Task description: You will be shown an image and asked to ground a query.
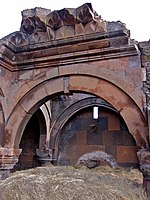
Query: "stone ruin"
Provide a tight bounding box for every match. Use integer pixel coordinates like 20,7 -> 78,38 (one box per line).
0,2 -> 150,198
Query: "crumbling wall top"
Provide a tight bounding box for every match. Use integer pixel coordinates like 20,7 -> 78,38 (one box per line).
0,3 -> 130,48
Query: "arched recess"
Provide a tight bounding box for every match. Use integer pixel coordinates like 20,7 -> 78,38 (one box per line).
14,108 -> 47,170
4,75 -> 148,149
49,97 -> 118,149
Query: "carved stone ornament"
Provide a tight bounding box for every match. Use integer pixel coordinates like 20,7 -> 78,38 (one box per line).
21,16 -> 47,34
0,2 -> 130,70
7,3 -> 109,46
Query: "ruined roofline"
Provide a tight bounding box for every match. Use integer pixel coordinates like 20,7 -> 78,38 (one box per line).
0,3 -> 130,47
0,3 -> 137,71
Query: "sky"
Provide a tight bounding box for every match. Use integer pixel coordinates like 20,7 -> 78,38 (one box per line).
0,0 -> 149,41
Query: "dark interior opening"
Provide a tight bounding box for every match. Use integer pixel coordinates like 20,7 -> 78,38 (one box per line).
14,111 -> 41,171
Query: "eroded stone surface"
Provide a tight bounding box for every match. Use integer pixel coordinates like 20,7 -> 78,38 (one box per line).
76,151 -> 119,169
139,41 -> 150,107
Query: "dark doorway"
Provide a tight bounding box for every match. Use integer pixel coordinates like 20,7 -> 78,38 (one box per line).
14,110 -> 42,170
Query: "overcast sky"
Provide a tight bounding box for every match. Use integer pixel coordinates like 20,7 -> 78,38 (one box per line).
0,0 -> 149,41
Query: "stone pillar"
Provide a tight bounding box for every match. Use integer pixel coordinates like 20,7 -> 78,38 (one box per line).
0,147 -> 21,179
137,149 -> 150,199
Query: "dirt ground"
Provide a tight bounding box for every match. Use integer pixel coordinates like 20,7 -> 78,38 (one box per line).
0,165 -> 147,200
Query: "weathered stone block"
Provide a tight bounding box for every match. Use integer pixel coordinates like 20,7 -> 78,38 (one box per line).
108,114 -> 120,131
55,26 -> 74,39
117,146 -> 138,163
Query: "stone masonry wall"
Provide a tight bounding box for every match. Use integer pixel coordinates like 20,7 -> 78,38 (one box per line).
58,107 -> 138,167
139,41 -> 150,106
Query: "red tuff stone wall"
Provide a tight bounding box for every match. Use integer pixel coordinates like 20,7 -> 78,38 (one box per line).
58,107 -> 138,167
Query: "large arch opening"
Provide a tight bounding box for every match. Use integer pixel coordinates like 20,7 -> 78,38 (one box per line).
4,75 -> 148,164
56,101 -> 138,167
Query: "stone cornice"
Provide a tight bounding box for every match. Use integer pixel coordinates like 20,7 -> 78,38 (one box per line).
0,47 -> 138,71
0,36 -> 138,71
